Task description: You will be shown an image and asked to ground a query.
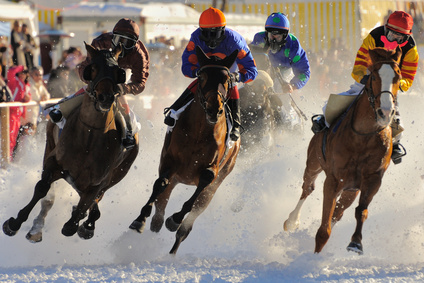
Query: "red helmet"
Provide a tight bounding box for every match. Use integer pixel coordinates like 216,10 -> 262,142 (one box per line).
386,11 -> 413,35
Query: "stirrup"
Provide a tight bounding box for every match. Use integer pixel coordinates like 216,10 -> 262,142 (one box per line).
122,133 -> 135,150
311,114 -> 326,134
391,143 -> 406,165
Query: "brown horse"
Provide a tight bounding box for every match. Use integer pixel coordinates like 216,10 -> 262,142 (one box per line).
129,46 -> 240,254
3,42 -> 139,241
283,47 -> 402,254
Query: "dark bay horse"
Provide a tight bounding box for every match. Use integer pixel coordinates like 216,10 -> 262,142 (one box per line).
284,47 -> 402,254
129,46 -> 240,254
3,43 -> 139,241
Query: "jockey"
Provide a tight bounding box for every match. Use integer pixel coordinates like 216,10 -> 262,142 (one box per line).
312,10 -> 419,164
250,12 -> 310,95
49,18 -> 150,149
163,7 -> 257,141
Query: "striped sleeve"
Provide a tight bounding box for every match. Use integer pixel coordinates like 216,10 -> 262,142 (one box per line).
399,46 -> 419,92
351,34 -> 376,83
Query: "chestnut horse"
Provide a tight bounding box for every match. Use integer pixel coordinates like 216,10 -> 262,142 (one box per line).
129,46 -> 240,254
284,47 -> 402,254
3,43 -> 139,241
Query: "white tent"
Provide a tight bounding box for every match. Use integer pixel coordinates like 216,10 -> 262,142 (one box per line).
61,2 -> 201,49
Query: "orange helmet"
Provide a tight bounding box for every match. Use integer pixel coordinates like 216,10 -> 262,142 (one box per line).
199,7 -> 226,28
386,11 -> 413,35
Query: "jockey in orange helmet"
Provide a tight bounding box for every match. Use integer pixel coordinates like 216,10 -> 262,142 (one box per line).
164,7 -> 257,141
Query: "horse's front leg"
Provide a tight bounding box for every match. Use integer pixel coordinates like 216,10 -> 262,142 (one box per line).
166,168 -> 215,233
151,181 -> 177,233
77,202 -> 101,240
62,190 -> 98,237
347,176 -> 382,255
26,190 -> 56,243
332,190 -> 360,226
129,173 -> 170,233
3,162 -> 58,237
315,176 -> 339,253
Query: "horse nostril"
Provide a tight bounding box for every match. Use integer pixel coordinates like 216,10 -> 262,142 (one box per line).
377,109 -> 385,118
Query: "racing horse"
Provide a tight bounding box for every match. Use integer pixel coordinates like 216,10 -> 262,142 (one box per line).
129,46 -> 240,254
3,42 -> 139,241
239,70 -> 277,151
283,47 -> 402,254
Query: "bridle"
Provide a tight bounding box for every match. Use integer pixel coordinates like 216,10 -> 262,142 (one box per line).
196,65 -> 232,114
351,60 -> 399,136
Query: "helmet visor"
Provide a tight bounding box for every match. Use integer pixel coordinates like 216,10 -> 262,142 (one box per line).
386,29 -> 409,44
112,34 -> 137,49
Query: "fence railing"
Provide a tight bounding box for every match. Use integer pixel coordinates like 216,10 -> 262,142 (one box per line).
0,99 -> 61,168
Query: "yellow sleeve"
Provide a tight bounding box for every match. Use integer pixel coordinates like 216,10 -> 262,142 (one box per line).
399,46 -> 419,92
351,34 -> 376,83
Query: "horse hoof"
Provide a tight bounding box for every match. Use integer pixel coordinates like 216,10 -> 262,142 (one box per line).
165,216 -> 180,232
61,223 -> 78,237
26,232 -> 42,243
283,219 -> 299,232
3,218 -> 18,236
77,225 -> 94,240
347,241 -> 363,255
129,220 -> 145,234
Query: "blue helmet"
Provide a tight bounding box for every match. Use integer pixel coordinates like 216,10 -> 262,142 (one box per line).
265,13 -> 290,54
265,13 -> 290,32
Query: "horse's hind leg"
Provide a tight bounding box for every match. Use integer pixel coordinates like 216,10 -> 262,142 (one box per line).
3,164 -> 57,237
284,141 -> 323,231
332,190 -> 359,226
166,168 -> 215,233
129,173 -> 171,233
26,190 -> 56,243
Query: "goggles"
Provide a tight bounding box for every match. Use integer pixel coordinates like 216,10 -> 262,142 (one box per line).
386,29 -> 409,44
112,34 -> 137,49
200,27 -> 225,42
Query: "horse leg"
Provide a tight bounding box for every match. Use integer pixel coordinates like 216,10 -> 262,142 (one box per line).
151,181 -> 177,233
26,190 -> 56,243
332,190 -> 359,226
166,168 -> 215,233
129,173 -> 170,233
77,202 -> 101,240
62,190 -> 99,237
3,162 -> 57,236
315,176 -> 339,253
284,143 -> 322,231
347,177 -> 382,255
170,171 -> 224,255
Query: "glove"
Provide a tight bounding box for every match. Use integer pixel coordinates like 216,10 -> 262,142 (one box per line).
230,72 -> 240,83
282,83 -> 294,94
116,84 -> 125,96
360,74 -> 369,85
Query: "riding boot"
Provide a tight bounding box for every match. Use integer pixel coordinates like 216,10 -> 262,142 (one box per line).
229,98 -> 241,141
164,88 -> 194,126
122,112 -> 135,150
311,114 -> 327,134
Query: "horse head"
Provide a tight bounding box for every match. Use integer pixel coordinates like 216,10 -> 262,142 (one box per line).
82,42 -> 127,112
365,46 -> 402,127
195,46 -> 238,124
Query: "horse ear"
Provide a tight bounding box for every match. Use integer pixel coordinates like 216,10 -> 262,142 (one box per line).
84,41 -> 96,58
394,46 -> 402,64
113,43 -> 123,60
83,64 -> 93,81
195,46 -> 209,67
222,49 -> 239,69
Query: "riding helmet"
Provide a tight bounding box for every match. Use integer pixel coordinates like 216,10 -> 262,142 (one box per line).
265,13 -> 290,54
199,7 -> 226,49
